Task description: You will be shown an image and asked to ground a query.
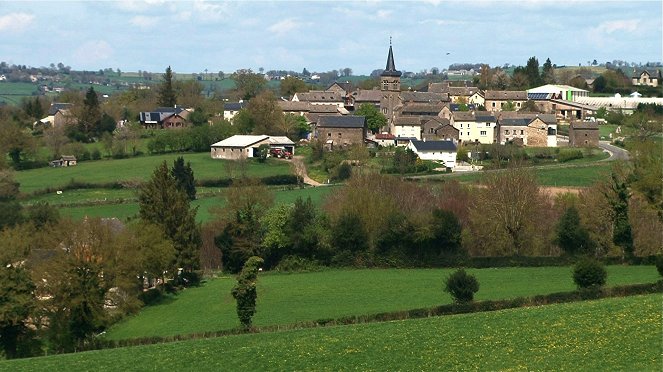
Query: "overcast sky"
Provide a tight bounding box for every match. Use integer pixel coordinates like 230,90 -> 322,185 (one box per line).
1,0 -> 661,75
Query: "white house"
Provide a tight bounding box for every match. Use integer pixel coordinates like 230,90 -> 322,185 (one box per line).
407,139 -> 457,168
223,101 -> 246,122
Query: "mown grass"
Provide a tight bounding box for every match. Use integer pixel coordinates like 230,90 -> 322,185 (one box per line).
5,294 -> 659,371
102,266 -> 658,340
15,153 -> 293,194
447,162 -> 611,187
54,186 -> 338,222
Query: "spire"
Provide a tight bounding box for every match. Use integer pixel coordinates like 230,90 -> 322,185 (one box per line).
382,39 -> 401,77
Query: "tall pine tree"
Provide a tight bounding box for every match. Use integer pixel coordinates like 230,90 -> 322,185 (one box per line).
139,161 -> 201,272
171,156 -> 196,200
157,66 -> 177,108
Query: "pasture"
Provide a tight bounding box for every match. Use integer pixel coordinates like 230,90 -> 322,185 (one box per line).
103,266 -> 658,340
46,185 -> 338,222
5,294 -> 659,371
15,153 -> 294,194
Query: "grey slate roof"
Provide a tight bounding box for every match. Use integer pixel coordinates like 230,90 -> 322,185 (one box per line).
500,118 -> 531,126
484,90 -> 528,100
394,116 -> 423,126
295,91 -> 343,102
48,103 -> 72,115
352,89 -> 383,102
317,115 -> 366,128
410,140 -> 457,152
224,102 -> 246,111
400,91 -> 449,103
279,101 -> 311,112
381,44 -> 402,77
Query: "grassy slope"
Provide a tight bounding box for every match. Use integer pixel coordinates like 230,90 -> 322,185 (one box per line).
447,162 -> 611,186
6,294 -> 659,371
50,186 -> 336,222
103,266 -> 658,340
15,153 -> 293,194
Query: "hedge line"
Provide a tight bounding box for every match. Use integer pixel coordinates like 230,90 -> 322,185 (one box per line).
75,280 -> 662,353
24,175 -> 303,198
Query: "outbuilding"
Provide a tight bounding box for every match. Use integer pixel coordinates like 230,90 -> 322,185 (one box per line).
210,135 -> 270,160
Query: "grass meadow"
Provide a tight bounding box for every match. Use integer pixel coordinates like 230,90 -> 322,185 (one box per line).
15,153 -> 293,194
50,185 -> 338,222
5,294 -> 659,371
103,266 -> 658,340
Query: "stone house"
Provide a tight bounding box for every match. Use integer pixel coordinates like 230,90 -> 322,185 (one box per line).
316,115 -> 367,150
631,69 -> 661,87
421,118 -> 458,142
484,90 -> 528,112
497,113 -> 557,147
568,122 -> 599,147
451,111 -> 497,144
139,107 -> 191,129
292,91 -> 344,108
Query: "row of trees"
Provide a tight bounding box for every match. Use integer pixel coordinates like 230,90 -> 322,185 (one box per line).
211,162 -> 661,274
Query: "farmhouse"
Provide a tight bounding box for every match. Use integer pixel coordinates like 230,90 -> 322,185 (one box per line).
210,135 -> 270,160
139,107 -> 192,129
407,139 -> 457,168
631,68 -> 661,87
484,90 -> 528,111
450,111 -> 497,144
223,102 -> 246,122
36,103 -> 76,128
316,115 -> 367,150
497,113 -> 557,147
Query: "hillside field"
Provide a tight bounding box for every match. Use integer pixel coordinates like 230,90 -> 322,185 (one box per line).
103,266 -> 658,340
5,294 -> 659,371
52,185 -> 338,222
15,153 -> 293,194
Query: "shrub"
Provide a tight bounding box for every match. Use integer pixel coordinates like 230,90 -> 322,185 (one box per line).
572,258 -> 607,289
444,269 -> 479,303
558,149 -> 584,162
274,256 -> 322,273
334,162 -> 352,181
655,255 -> 663,277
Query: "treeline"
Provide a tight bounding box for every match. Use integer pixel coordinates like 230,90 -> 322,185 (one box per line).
208,165 -> 662,274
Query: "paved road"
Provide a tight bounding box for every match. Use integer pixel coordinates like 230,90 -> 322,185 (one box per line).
598,141 -> 630,161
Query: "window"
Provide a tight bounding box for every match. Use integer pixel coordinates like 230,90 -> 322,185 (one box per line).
520,130 -> 524,135
338,132 -> 342,137
505,130 -> 510,135
480,131 -> 487,136
460,123 -> 463,128
486,123 -> 490,127
517,102 -> 521,107
492,102 -> 496,107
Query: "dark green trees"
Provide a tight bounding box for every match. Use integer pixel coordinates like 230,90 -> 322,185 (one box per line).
139,161 -> 201,273
606,171 -> 634,261
0,263 -> 36,358
231,256 -> 264,328
556,206 -> 595,256
171,156 -> 196,200
444,269 -> 479,303
158,66 -> 177,108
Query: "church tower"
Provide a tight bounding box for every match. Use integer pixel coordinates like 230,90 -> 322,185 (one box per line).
380,39 -> 401,92
379,39 -> 402,132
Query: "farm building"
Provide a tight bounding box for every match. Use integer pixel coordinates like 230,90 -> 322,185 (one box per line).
568,122 -> 599,147
50,155 -> 77,167
210,135 -> 296,160
210,135 -> 270,160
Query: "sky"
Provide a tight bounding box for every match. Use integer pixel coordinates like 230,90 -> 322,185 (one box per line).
0,0 -> 661,75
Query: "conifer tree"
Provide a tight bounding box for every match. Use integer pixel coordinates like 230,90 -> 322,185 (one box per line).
171,156 -> 196,200
139,161 -> 201,272
157,66 -> 177,107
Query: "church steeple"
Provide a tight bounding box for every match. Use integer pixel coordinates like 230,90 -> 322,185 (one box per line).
380,38 -> 401,92
382,37 -> 402,78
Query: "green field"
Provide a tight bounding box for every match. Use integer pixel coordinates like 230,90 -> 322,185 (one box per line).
5,294 -> 659,371
51,185 -> 337,222
15,153 -> 293,194
445,162 -> 611,187
103,266 -> 658,340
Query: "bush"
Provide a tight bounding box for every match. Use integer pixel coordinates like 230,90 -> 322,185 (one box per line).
572,258 -> 607,289
274,256 -> 322,273
444,269 -> 479,303
655,256 -> 663,277
334,162 -> 352,181
558,149 -> 584,163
